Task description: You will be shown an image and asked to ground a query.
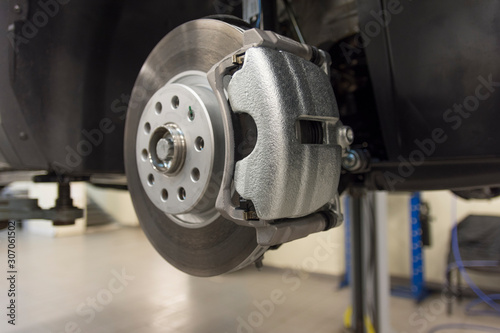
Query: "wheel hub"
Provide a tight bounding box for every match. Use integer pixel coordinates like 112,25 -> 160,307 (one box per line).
136,71 -> 225,226
125,19 -> 266,277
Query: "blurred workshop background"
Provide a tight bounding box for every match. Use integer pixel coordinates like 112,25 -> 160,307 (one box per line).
1,181 -> 499,332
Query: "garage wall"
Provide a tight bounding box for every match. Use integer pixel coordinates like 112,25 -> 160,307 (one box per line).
388,191 -> 500,290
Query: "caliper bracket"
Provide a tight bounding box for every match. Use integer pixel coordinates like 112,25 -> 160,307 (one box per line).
207,28 -> 349,245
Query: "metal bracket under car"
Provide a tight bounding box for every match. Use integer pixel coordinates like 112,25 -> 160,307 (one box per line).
207,29 -> 352,246
0,177 -> 84,228
0,198 -> 83,226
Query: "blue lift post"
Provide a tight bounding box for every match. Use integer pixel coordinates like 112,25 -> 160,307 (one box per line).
391,192 -> 428,302
410,192 -> 426,301
339,195 -> 351,289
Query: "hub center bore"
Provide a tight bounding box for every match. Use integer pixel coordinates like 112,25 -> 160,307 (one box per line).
156,138 -> 172,161
149,123 -> 186,175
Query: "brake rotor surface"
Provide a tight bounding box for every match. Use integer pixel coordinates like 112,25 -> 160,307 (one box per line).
124,19 -> 267,276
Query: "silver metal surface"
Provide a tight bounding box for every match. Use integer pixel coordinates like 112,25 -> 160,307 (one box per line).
136,71 -> 224,226
255,193 -> 343,246
342,151 -> 360,170
127,19 -> 268,276
243,28 -> 315,64
256,211 -> 336,247
208,51 -> 250,225
227,47 -> 344,220
208,33 -> 339,226
150,123 -> 186,175
338,125 -> 355,149
133,20 -> 244,226
342,148 -> 369,172
129,18 -> 349,275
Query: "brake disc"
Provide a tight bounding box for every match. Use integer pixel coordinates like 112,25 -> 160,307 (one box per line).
124,19 -> 267,277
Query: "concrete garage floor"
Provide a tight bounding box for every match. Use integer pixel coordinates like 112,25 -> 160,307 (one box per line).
1,226 -> 500,333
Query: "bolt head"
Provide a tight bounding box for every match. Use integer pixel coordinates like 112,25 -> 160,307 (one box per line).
346,127 -> 354,144
342,152 -> 358,169
156,138 -> 173,161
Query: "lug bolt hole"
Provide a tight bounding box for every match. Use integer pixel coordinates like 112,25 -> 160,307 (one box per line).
171,96 -> 180,109
191,168 -> 200,182
141,149 -> 148,161
144,122 -> 151,134
147,174 -> 155,186
194,136 -> 204,151
178,187 -> 186,201
161,189 -> 168,201
155,102 -> 162,115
